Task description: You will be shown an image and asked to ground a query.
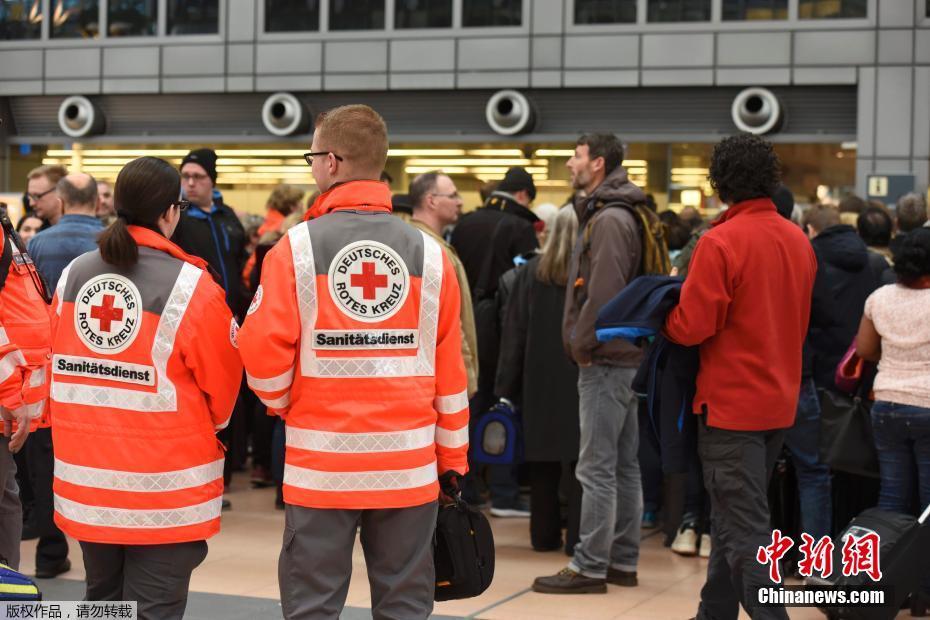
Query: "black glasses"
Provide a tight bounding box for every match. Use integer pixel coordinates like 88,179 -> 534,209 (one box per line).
304,152 -> 344,167
170,199 -> 190,211
26,187 -> 56,202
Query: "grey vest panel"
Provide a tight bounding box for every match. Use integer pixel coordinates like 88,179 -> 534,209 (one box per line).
305,212 -> 426,278
62,248 -> 185,316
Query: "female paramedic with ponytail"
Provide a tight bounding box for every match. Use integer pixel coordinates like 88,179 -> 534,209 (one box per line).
47,156 -> 243,619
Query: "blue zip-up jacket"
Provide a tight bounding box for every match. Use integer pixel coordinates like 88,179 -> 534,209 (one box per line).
171,192 -> 248,317
596,275 -> 699,474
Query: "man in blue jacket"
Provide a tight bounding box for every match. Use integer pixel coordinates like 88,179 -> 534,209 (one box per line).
172,148 -> 249,319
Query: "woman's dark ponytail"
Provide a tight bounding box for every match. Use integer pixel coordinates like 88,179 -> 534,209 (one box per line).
97,157 -> 181,269
98,217 -> 138,269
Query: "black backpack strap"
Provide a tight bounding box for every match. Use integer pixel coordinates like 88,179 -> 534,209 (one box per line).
0,225 -> 11,293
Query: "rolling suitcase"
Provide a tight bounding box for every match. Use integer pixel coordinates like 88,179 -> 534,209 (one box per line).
813,503 -> 930,620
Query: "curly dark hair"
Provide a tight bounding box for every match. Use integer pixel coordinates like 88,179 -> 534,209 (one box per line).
891,227 -> 930,286
709,135 -> 781,205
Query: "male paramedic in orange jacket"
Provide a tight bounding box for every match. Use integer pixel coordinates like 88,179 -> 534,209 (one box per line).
239,105 -> 470,620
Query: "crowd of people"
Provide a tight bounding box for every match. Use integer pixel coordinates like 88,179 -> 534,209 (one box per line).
0,103 -> 928,620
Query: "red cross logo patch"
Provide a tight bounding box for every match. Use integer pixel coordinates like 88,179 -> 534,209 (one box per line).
329,240 -> 410,323
74,274 -> 142,355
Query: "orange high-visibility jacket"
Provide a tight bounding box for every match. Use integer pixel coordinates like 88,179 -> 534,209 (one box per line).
239,181 -> 469,510
0,231 -> 52,431
49,226 -> 242,545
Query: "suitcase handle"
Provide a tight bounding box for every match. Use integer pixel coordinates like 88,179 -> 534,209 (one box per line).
920,503 -> 930,525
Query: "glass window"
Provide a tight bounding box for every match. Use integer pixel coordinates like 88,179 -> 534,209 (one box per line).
329,0 -> 384,30
575,0 -> 636,24
108,0 -> 157,36
167,0 -> 218,34
395,0 -> 452,28
647,0 -> 711,21
51,0 -> 100,38
798,0 -> 866,18
264,0 -> 319,32
722,0 -> 787,20
463,0 -> 522,27
0,0 -> 41,40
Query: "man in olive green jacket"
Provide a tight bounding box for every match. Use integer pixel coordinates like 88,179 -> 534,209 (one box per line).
409,172 -> 479,396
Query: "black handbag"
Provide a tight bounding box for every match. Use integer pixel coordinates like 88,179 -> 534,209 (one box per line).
433,497 -> 495,601
819,389 -> 879,479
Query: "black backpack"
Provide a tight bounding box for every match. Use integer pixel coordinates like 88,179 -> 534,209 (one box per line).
434,498 -> 495,601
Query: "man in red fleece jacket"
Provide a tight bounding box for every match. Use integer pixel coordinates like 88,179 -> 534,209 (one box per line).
664,135 -> 816,620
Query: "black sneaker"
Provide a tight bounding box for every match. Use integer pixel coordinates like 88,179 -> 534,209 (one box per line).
35,558 -> 71,579
606,567 -> 638,587
532,567 -> 607,594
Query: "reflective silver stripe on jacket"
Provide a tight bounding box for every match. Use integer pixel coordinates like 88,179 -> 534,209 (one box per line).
286,424 -> 436,453
435,425 -> 469,449
54,458 -> 224,492
55,495 -> 222,529
51,262 -> 201,412
246,367 -> 295,393
284,461 -> 438,492
291,225 -> 443,378
434,389 -> 469,414
0,350 -> 26,384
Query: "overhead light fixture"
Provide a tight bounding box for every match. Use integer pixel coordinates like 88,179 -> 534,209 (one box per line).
405,158 -> 543,167
404,166 -> 470,175
389,149 -> 466,157
535,149 -> 574,157
467,149 -> 525,157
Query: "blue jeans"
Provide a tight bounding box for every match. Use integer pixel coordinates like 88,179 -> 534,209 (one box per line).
871,401 -> 930,514
783,379 -> 832,539
570,365 -> 642,578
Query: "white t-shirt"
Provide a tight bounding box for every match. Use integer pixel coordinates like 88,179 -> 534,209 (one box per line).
863,284 -> 930,408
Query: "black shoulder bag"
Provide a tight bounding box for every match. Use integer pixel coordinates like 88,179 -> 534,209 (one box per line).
434,496 -> 495,601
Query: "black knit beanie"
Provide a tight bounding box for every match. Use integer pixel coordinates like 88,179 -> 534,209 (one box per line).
181,148 -> 218,184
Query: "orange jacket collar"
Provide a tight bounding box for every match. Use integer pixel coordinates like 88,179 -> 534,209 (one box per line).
305,180 -> 392,221
127,225 -> 210,272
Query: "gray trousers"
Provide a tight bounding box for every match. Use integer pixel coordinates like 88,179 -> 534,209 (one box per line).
280,502 -> 438,620
80,540 -> 208,620
0,437 -> 22,569
569,365 -> 643,578
696,421 -> 788,620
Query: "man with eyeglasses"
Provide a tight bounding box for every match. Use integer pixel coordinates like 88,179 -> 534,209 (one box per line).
171,148 -> 249,510
409,171 -> 478,399
172,148 -> 249,319
26,165 -> 67,227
